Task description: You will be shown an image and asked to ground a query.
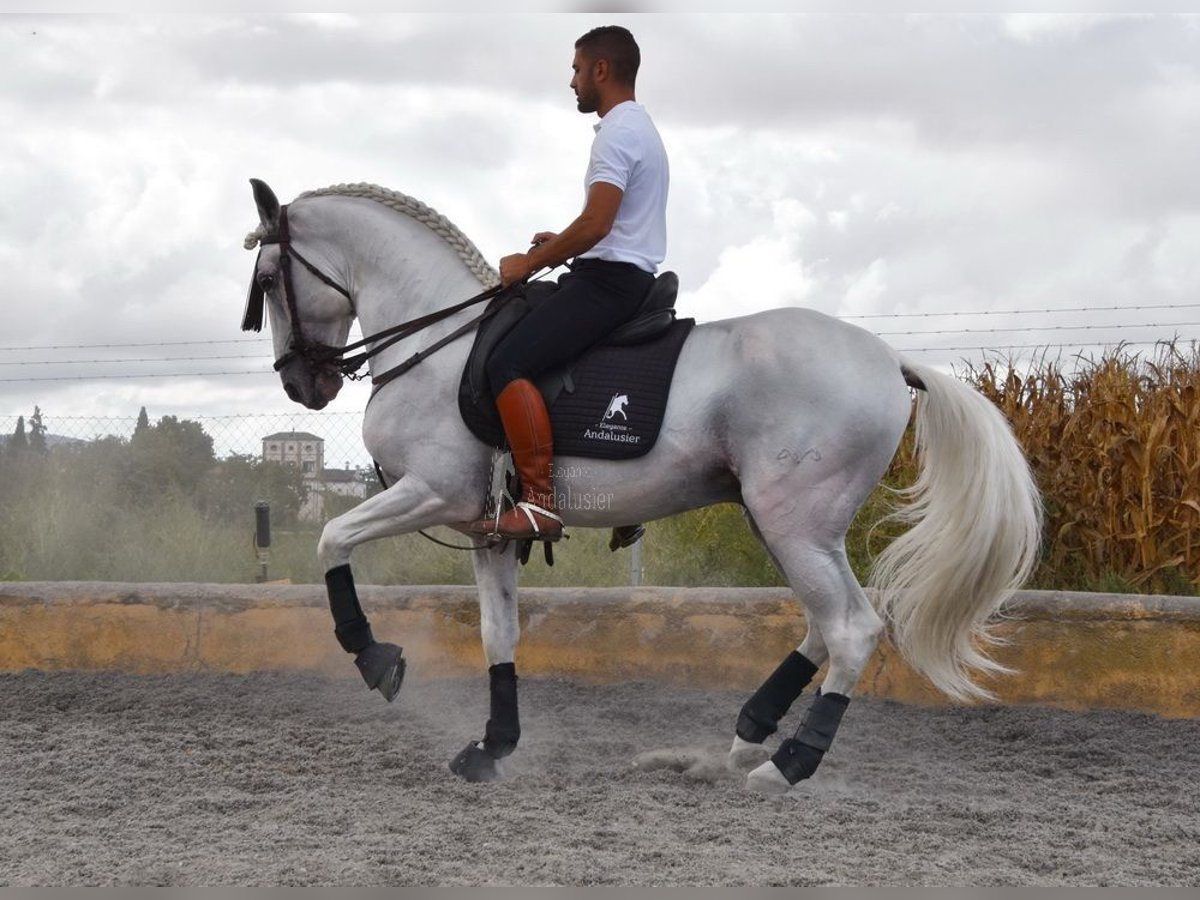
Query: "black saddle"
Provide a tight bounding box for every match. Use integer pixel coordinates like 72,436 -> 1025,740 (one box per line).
461,270 -> 680,406
457,271 -> 694,461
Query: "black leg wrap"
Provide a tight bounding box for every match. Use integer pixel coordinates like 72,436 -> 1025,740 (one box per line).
771,690 -> 850,785
482,663 -> 520,759
324,564 -> 374,654
736,650 -> 820,743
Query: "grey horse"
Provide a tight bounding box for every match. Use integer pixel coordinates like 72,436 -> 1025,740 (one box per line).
242,180 -> 1041,794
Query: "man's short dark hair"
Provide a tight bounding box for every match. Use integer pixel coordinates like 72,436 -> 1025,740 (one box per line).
575,25 -> 640,86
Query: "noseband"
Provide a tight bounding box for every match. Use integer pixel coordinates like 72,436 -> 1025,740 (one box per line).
242,203 -> 505,384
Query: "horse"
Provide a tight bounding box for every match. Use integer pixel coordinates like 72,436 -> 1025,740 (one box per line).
241,179 -> 1042,794
602,393 -> 630,423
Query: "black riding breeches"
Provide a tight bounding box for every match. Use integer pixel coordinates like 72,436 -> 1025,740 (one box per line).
485,259 -> 654,392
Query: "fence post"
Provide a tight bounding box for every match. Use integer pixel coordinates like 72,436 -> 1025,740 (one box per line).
254,501 -> 271,583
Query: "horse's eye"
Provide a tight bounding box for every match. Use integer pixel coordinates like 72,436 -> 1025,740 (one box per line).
257,272 -> 276,291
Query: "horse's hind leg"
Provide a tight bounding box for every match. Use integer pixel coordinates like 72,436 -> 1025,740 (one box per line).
728,512 -> 830,770
738,530 -> 884,795
449,540 -> 522,783
729,635 -> 828,770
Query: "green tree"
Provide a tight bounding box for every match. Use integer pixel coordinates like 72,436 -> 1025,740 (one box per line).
134,406 -> 150,437
123,414 -> 216,503
28,406 -> 47,455
8,416 -> 27,454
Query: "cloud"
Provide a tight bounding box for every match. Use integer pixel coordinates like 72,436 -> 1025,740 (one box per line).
1001,13 -> 1147,43
2,13 -> 1199,427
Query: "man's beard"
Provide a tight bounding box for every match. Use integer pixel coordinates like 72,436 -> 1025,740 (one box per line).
575,90 -> 598,114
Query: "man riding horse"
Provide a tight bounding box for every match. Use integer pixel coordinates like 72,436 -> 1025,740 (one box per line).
241,27 -> 1039,793
468,25 -> 669,543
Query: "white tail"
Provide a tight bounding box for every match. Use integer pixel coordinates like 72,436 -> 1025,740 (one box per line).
869,359 -> 1043,701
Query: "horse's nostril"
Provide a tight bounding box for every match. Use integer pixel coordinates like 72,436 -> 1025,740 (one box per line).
284,381 -> 301,402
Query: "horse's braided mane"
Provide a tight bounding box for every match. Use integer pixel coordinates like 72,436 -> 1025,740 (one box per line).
244,182 -> 500,288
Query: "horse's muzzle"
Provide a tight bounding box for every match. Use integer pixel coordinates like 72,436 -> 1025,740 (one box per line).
279,359 -> 342,410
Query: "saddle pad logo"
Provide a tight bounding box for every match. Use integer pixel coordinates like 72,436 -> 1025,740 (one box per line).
602,392 -> 629,422
584,391 -> 641,445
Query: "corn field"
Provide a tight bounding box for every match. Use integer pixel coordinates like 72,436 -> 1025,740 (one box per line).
963,341 -> 1200,595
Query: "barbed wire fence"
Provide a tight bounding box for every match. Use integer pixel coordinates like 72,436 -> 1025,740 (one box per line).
4,299 -> 1199,462
3,301 -> 1200,363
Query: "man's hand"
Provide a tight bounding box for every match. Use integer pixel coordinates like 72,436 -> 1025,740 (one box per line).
500,184 -> 621,286
499,253 -> 535,288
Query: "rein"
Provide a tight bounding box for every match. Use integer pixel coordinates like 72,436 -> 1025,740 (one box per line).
340,285 -> 505,388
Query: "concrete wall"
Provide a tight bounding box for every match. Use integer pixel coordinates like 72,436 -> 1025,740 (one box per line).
2,582 -> 1197,718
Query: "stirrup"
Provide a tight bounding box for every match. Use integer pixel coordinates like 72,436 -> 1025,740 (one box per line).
609,524 -> 645,551
513,501 -> 563,536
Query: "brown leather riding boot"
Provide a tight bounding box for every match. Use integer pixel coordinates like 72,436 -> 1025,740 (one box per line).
468,379 -> 563,541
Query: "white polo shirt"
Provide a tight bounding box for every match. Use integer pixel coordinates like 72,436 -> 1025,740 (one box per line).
577,100 -> 669,274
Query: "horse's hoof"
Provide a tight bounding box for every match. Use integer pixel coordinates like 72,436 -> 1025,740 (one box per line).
728,735 -> 771,772
354,642 -> 406,702
449,741 -> 503,783
745,759 -> 792,796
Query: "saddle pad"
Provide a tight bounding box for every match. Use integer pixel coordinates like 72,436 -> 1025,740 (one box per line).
460,317 -> 695,460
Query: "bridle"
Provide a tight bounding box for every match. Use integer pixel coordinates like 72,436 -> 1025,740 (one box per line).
242,203 -> 506,387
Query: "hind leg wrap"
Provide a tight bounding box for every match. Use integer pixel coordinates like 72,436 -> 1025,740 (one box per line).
324,564 -> 374,653
483,663 -> 520,759
736,650 -> 819,743
771,690 -> 850,784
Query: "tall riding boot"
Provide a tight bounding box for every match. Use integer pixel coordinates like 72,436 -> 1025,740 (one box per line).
469,378 -> 563,541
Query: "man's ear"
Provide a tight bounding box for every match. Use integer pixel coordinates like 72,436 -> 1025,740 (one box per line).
593,58 -> 610,83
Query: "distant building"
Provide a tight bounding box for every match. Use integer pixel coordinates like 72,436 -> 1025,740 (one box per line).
262,431 -> 324,475
261,431 -> 367,520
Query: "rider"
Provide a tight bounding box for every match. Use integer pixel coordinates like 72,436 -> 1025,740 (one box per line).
469,24 -> 670,542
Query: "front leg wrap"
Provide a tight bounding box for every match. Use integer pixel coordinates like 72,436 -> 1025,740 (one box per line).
324,564 -> 405,702
736,650 -> 819,743
448,663 -> 521,782
325,564 -> 374,652
483,662 -> 520,758
771,690 -> 850,784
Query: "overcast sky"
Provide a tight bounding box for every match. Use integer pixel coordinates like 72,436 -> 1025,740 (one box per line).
3,13 -> 1199,436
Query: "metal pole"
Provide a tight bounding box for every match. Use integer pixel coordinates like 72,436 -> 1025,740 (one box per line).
254,501 -> 271,583
630,533 -> 643,587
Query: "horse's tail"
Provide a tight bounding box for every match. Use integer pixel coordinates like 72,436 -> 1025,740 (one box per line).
868,358 -> 1042,701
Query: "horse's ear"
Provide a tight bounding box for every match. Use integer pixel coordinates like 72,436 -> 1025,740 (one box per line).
250,178 -> 280,232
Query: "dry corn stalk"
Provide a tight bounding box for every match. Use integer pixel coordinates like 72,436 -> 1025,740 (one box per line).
960,341 -> 1200,593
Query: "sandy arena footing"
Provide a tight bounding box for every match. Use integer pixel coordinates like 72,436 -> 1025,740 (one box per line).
1,669 -> 1198,886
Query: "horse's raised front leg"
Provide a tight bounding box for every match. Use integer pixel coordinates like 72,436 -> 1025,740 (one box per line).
449,540 -> 521,783
317,474 -> 464,702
